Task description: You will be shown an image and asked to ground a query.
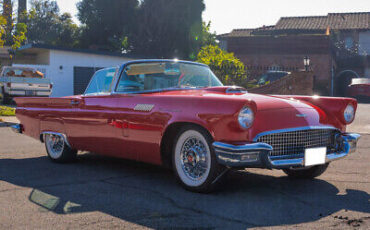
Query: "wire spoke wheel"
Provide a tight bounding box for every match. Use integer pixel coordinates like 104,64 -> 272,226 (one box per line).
173,127 -> 222,192
180,137 -> 209,181
45,134 -> 65,159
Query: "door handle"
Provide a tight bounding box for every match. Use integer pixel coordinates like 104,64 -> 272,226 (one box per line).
71,100 -> 80,105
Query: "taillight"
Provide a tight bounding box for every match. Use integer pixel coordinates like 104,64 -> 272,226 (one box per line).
50,84 -> 53,89
6,82 -> 11,87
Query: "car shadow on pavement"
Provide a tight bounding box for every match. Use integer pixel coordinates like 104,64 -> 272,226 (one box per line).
0,154 -> 369,229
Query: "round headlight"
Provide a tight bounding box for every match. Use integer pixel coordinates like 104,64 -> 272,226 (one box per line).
344,104 -> 355,123
238,107 -> 254,129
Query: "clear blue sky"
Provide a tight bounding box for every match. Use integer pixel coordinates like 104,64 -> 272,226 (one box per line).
56,0 -> 370,34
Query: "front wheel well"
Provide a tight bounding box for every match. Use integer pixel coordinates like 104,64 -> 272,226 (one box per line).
160,122 -> 213,169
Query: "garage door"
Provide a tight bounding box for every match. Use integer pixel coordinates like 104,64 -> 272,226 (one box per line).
73,67 -> 103,95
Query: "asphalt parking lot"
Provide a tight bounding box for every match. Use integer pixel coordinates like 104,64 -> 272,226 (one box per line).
0,104 -> 369,229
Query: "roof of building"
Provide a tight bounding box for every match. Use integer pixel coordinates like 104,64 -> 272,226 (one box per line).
221,26 -> 276,38
275,16 -> 329,30
224,29 -> 255,37
276,12 -> 370,30
220,12 -> 370,38
17,43 -> 144,59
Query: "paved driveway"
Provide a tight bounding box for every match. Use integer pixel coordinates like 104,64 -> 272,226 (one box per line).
0,104 -> 369,229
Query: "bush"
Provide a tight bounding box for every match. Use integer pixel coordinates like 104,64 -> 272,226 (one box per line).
197,45 -> 247,86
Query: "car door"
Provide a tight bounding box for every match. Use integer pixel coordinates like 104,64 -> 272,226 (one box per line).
110,93 -> 165,165
64,67 -> 137,160
112,63 -> 169,165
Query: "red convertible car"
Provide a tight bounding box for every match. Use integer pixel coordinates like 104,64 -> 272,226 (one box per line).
12,60 -> 360,192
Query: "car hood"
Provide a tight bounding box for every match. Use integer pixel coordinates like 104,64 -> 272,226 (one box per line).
149,87 -> 326,138
239,93 -> 313,111
150,87 -> 315,111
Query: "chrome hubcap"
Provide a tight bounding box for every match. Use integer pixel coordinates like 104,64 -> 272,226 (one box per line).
46,134 -> 64,158
180,137 -> 208,180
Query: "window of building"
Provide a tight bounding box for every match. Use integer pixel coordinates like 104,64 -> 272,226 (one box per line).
345,36 -> 354,49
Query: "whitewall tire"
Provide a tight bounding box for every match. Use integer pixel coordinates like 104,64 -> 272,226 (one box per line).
172,126 -> 224,193
45,133 -> 77,163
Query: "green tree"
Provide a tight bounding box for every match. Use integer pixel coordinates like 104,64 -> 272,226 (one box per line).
2,0 -> 13,45
197,45 -> 247,86
132,0 -> 205,59
11,22 -> 27,50
200,21 -> 217,47
25,0 -> 79,48
0,15 -> 7,47
0,0 -> 27,54
77,0 -> 138,51
76,0 -> 206,58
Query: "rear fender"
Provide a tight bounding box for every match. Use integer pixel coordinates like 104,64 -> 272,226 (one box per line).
15,97 -> 73,142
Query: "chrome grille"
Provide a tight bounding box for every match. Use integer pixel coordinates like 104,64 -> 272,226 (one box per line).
256,129 -> 337,157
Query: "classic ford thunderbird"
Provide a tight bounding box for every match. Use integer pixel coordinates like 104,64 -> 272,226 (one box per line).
12,60 -> 360,192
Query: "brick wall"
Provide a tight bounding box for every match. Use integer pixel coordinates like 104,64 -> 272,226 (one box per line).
226,35 -> 334,95
248,71 -> 314,95
239,53 -> 332,81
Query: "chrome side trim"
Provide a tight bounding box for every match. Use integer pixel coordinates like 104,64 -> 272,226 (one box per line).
253,125 -> 338,141
41,132 -> 71,148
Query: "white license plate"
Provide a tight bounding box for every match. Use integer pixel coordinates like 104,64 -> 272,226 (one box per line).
304,147 -> 327,166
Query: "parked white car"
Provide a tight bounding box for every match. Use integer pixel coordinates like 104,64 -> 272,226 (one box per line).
0,66 -> 52,104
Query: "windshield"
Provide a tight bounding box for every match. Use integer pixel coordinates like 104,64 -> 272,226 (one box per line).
84,67 -> 117,95
115,62 -> 223,93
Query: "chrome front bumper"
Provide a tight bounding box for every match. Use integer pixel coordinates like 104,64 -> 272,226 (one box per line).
213,133 -> 361,169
